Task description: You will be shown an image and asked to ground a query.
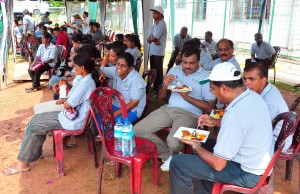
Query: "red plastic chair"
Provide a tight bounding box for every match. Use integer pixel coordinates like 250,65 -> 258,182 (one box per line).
89,87 -> 158,194
212,111 -> 299,194
51,111 -> 99,175
279,97 -> 300,193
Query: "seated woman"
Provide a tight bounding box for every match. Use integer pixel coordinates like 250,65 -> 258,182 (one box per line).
49,33 -> 83,88
100,52 -> 146,122
124,34 -> 142,59
26,32 -> 58,92
3,52 -> 100,175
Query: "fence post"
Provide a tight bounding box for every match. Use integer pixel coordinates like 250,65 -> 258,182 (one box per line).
268,0 -> 276,43
222,0 -> 228,38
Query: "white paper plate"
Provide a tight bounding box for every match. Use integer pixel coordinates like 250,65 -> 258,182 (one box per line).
167,85 -> 192,93
173,127 -> 210,143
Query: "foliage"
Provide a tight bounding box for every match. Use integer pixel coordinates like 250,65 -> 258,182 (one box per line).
274,81 -> 297,91
48,0 -> 65,7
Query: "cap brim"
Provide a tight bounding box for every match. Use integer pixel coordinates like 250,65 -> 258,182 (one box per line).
198,79 -> 210,85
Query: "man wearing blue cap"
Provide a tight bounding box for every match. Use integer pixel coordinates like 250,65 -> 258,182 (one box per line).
169,62 -> 274,193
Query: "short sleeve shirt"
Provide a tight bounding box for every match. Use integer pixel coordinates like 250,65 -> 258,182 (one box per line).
41,16 -> 49,24
149,19 -> 167,56
214,89 -> 274,175
100,67 -> 147,117
125,47 -> 142,59
23,15 -> 35,33
82,17 -> 90,34
205,56 -> 241,71
58,74 -> 96,130
202,40 -> 218,55
200,50 -> 212,67
36,43 -> 58,67
260,81 -> 290,151
251,41 -> 276,60
167,65 -> 215,116
173,34 -> 192,51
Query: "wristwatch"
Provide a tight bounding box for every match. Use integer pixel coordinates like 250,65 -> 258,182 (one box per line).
192,144 -> 201,153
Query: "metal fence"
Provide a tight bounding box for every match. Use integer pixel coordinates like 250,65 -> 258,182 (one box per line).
105,0 -> 300,61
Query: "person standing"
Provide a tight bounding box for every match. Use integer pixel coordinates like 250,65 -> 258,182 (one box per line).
148,6 -> 167,95
78,11 -> 90,35
166,26 -> 191,73
22,9 -> 35,36
41,12 -> 52,25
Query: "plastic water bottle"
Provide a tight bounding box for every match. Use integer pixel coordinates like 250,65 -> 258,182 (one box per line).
127,120 -> 136,148
122,118 -> 133,156
114,117 -> 123,151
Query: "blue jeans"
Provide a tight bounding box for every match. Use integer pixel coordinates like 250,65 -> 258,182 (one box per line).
169,154 -> 261,194
112,105 -> 138,123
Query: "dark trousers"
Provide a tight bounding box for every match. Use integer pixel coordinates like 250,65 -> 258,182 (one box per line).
169,154 -> 261,194
28,63 -> 52,87
150,55 -> 164,93
166,50 -> 179,74
245,58 -> 272,67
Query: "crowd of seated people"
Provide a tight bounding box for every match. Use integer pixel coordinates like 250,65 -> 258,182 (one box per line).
7,8 -> 297,194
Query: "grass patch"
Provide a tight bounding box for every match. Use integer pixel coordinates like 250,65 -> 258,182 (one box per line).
274,81 -> 297,91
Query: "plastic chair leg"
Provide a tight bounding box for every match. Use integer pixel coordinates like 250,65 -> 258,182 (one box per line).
211,183 -> 222,194
86,129 -> 99,168
53,133 -> 64,175
98,149 -> 105,194
133,163 -> 142,194
153,150 -> 158,188
129,166 -> 135,194
115,162 -> 122,177
285,159 -> 293,181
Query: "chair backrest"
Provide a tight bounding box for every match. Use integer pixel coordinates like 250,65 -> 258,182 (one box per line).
248,111 -> 298,191
289,97 -> 300,154
140,69 -> 156,119
269,46 -> 281,68
273,111 -> 299,151
89,87 -> 128,153
134,57 -> 143,72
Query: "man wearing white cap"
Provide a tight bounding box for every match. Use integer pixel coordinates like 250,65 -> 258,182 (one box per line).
169,62 -> 274,193
22,9 -> 35,36
148,6 -> 167,95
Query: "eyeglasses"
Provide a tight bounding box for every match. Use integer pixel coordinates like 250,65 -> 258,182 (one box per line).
116,63 -> 128,68
218,47 -> 231,52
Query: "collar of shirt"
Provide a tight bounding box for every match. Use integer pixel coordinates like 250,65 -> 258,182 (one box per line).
260,81 -> 272,98
225,88 -> 250,111
117,68 -> 135,83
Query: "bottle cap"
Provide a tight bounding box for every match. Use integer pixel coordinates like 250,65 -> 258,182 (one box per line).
116,117 -> 122,123
124,117 -> 129,124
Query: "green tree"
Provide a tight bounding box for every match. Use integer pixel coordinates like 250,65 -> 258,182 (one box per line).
49,0 -> 65,7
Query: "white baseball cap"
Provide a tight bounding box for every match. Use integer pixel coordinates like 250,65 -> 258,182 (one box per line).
208,62 -> 241,81
149,6 -> 164,15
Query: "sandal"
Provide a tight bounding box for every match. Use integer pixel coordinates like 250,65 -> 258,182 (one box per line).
2,166 -> 30,175
25,87 -> 41,93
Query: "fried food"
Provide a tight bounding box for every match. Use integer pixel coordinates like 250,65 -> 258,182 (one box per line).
181,129 -> 207,141
213,109 -> 225,119
174,85 -> 189,90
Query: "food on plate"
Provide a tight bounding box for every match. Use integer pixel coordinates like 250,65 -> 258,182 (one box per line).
181,129 -> 207,141
213,109 -> 225,119
174,85 -> 189,90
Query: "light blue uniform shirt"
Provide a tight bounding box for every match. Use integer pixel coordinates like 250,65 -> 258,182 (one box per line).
172,33 -> 192,51
167,65 -> 215,116
251,41 -> 276,60
149,19 -> 167,56
58,74 -> 96,130
101,67 -> 147,118
36,43 -> 58,68
260,81 -> 290,151
200,50 -> 212,68
205,56 -> 241,71
201,40 -> 218,55
214,89 -> 274,175
125,47 -> 142,59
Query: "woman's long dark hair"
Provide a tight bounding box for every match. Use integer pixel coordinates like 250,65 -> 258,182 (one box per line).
73,53 -> 100,87
125,34 -> 141,51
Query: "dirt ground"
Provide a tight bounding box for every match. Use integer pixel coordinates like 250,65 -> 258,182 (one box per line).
0,80 -> 299,194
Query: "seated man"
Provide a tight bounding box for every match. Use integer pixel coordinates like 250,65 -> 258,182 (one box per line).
243,62 -> 290,151
26,32 -> 58,92
204,39 -> 241,71
201,31 -> 218,60
169,62 -> 274,193
52,27 -> 70,60
134,45 -> 215,171
245,33 -> 276,67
